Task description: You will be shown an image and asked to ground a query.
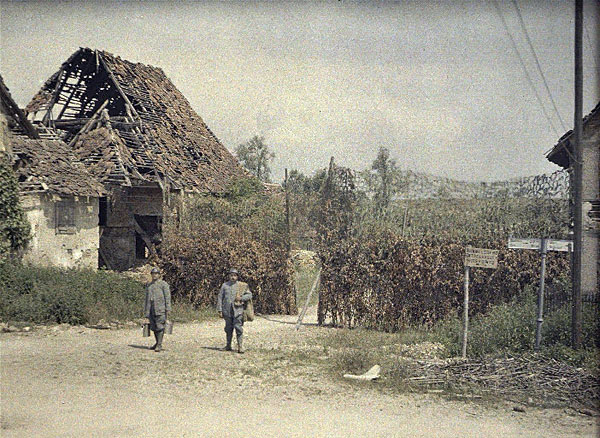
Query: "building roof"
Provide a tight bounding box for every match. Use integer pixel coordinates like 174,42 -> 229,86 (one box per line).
25,48 -> 250,193
546,101 -> 600,169
11,137 -> 105,197
0,74 -> 39,140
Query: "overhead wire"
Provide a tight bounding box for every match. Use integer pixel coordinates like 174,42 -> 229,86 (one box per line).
511,0 -> 568,132
490,0 -> 560,137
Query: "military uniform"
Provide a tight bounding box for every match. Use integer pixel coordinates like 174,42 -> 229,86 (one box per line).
144,278 -> 171,351
216,280 -> 252,352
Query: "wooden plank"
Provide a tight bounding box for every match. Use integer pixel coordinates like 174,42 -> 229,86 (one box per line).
508,237 -> 542,251
465,246 -> 499,269
546,239 -> 573,252
295,267 -> 321,330
0,80 -> 39,139
132,216 -> 157,257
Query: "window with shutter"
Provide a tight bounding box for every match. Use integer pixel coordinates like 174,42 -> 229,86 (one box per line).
56,198 -> 76,234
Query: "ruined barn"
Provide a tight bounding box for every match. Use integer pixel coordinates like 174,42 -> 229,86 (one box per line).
23,48 -> 249,270
2,74 -> 105,268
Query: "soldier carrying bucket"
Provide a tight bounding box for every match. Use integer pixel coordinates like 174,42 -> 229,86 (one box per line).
143,267 -> 171,352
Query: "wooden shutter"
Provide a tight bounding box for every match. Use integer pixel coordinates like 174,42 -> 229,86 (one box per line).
56,198 -> 76,234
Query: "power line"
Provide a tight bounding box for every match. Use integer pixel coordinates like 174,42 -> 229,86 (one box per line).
511,0 -> 568,131
490,0 -> 560,137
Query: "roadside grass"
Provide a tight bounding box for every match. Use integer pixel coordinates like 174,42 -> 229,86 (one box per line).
309,285 -> 599,408
0,261 -> 216,326
170,301 -> 217,324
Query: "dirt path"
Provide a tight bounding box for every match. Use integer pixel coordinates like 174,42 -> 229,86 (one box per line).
1,310 -> 596,438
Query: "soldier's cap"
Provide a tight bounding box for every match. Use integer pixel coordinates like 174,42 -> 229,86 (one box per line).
228,268 -> 239,274
151,267 -> 161,274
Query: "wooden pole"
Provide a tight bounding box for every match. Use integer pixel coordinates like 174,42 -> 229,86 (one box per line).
285,168 -> 291,252
535,238 -> 547,350
296,267 -> 321,330
401,207 -> 409,237
462,265 -> 470,358
572,0 -> 583,349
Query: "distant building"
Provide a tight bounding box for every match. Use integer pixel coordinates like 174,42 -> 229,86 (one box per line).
546,101 -> 599,297
4,48 -> 253,270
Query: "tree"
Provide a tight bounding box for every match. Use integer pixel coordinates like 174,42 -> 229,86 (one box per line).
284,168 -> 327,194
235,136 -> 275,183
0,152 -> 30,258
370,147 -> 398,218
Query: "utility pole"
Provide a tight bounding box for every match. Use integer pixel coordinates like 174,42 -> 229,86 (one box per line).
572,0 -> 583,349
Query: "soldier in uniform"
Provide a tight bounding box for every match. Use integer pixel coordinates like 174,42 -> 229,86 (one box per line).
144,267 -> 171,352
216,268 -> 252,353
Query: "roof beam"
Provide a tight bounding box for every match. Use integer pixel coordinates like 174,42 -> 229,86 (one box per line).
0,78 -> 39,139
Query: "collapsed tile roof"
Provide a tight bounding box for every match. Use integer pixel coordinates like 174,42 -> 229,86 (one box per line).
26,47 -> 249,193
1,73 -> 104,197
0,74 -> 39,141
11,137 -> 106,197
546,100 -> 600,169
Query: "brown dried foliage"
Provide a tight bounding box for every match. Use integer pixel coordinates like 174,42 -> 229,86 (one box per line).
159,193 -> 296,315
318,232 -> 569,331
315,160 -> 570,331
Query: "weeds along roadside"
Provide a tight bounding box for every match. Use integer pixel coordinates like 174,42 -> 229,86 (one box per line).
314,284 -> 599,408
0,261 -> 210,326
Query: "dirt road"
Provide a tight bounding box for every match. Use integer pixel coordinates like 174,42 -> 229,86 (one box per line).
1,310 -> 596,438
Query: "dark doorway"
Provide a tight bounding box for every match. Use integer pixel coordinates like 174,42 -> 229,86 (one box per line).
99,197 -> 108,226
133,215 -> 162,260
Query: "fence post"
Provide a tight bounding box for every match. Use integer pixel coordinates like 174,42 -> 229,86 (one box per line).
462,265 -> 470,358
535,238 -> 548,351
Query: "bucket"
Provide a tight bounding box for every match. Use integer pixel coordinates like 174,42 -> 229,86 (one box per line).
165,320 -> 173,335
142,323 -> 150,337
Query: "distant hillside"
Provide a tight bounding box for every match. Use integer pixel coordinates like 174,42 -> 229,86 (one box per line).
393,169 -> 569,200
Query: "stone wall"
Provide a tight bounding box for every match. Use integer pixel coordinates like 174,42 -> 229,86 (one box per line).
100,185 -> 163,271
21,193 -> 100,269
582,114 -> 599,297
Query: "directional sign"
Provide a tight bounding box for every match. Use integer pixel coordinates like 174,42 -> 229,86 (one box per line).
508,237 -> 573,252
546,239 -> 573,252
508,238 -> 542,250
465,246 -> 499,269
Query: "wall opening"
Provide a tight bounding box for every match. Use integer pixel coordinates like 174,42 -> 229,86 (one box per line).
98,197 -> 108,226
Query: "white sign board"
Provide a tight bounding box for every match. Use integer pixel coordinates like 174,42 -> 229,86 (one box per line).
508,237 -> 573,252
546,239 -> 573,252
508,238 -> 542,250
465,246 -> 499,269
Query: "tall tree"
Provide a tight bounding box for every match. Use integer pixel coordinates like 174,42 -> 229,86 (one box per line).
235,136 -> 275,183
370,147 -> 398,217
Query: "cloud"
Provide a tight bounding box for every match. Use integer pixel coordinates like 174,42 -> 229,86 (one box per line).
1,0 -> 598,182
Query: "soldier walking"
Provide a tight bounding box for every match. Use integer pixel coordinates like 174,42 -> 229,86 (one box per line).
144,267 -> 171,352
216,268 -> 252,354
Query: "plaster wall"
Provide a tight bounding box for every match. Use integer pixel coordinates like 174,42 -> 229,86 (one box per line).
21,193 -> 99,269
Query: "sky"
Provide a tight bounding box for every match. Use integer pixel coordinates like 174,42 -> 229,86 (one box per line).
1,1 -> 598,183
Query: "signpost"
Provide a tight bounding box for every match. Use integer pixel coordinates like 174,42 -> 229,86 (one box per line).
462,246 -> 499,358
507,237 -> 573,350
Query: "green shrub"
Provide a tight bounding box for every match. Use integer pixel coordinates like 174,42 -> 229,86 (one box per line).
0,152 -> 31,257
0,262 -> 144,324
426,286 -> 599,363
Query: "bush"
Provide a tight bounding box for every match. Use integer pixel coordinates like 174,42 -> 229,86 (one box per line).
317,230 -> 569,331
0,152 -> 30,257
426,286 -> 599,365
160,183 -> 296,315
0,262 -> 144,324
